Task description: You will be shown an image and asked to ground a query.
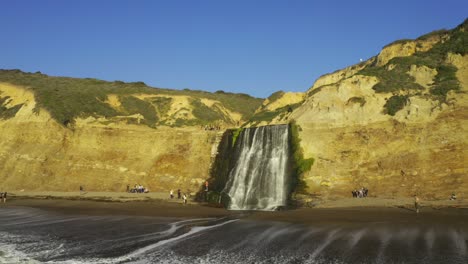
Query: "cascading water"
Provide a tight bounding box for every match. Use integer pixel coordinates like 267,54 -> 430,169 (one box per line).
224,124 -> 291,210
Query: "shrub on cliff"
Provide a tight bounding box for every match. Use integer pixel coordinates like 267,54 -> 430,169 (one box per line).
357,20 -> 465,114
289,120 -> 314,195
383,95 -> 409,116
0,70 -> 263,127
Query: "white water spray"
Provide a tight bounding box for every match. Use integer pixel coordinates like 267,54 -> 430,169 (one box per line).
224,125 -> 290,210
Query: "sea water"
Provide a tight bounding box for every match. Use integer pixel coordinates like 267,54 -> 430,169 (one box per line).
0,207 -> 467,263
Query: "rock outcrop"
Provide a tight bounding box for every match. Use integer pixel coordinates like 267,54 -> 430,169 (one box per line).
290,21 -> 467,199
0,81 -> 250,193
1,20 -> 466,201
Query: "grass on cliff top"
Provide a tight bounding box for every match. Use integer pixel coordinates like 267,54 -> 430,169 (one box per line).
0,96 -> 24,120
247,102 -> 302,125
191,98 -> 226,123
119,95 -> 158,127
0,70 -> 263,127
245,90 -> 304,125
358,19 -> 466,115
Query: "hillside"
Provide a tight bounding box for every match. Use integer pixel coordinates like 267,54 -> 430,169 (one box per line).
245,90 -> 305,127
0,71 -> 262,193
0,19 -> 466,200
289,19 -> 467,199
0,70 -> 263,128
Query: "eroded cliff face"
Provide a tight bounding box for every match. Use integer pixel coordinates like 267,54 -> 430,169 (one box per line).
0,83 -> 219,193
1,22 -> 466,201
291,51 -> 467,199
376,35 -> 443,66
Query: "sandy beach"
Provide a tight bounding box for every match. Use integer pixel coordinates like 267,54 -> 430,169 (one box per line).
2,192 -> 468,263
3,191 -> 468,227
6,190 -> 468,208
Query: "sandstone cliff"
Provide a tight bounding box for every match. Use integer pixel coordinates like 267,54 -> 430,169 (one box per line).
290,21 -> 467,199
1,20 -> 466,201
245,90 -> 305,127
0,76 -> 261,193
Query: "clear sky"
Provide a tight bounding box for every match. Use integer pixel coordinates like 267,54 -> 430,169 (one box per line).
1,0 -> 467,98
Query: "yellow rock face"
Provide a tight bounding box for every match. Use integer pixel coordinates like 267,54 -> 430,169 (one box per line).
260,92 -> 305,112
291,54 -> 468,199
0,83 -> 219,193
376,37 -> 441,66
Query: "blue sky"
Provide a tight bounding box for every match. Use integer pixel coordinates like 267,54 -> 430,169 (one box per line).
1,0 -> 466,98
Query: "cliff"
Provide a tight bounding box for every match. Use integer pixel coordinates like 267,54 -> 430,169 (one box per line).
0,75 -> 261,193
290,20 -> 467,199
1,20 -> 467,201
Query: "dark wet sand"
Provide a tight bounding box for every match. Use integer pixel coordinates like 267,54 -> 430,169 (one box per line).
3,199 -> 234,219
3,198 -> 468,228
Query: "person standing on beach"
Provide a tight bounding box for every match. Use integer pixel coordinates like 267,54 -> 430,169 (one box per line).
2,192 -> 6,203
183,193 -> 187,205
170,189 -> 174,199
414,195 -> 420,214
177,189 -> 181,199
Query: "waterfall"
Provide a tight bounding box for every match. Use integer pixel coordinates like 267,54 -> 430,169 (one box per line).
224,124 -> 291,211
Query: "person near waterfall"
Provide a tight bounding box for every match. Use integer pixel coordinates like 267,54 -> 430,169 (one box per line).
414,195 -> 420,214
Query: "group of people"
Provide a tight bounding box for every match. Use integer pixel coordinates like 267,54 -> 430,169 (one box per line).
0,192 -> 6,203
352,187 -> 368,198
170,189 -> 187,204
128,184 -> 149,193
202,124 -> 222,131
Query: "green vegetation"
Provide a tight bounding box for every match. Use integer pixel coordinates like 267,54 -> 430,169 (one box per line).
383,95 -> 409,116
289,121 -> 314,195
0,70 -> 263,127
266,90 -> 285,103
151,97 -> 172,117
358,62 -> 425,94
191,98 -> 225,123
231,127 -> 244,147
430,65 -> 459,99
119,96 -> 158,127
0,96 -> 23,119
307,86 -> 324,97
248,102 -> 302,124
382,38 -> 413,49
358,20 -> 466,115
416,29 -> 449,41
347,97 -> 366,106
172,118 -> 199,127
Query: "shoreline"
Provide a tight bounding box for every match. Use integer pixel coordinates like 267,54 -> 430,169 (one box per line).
3,191 -> 468,227
7,191 -> 468,209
